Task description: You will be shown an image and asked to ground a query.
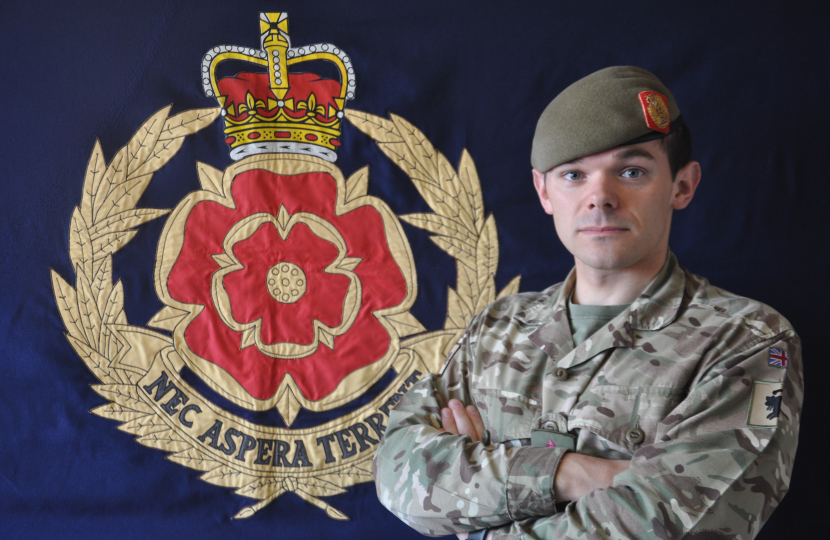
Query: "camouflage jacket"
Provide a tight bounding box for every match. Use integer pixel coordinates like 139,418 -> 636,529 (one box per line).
373,254 -> 802,539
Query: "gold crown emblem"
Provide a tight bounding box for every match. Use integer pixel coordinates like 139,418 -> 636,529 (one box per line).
201,13 -> 355,162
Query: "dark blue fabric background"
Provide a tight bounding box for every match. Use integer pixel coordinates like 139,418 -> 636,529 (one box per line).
1,1 -> 827,538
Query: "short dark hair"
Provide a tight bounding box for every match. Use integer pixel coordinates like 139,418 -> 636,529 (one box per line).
661,121 -> 692,179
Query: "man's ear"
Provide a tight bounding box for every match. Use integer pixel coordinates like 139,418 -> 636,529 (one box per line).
532,169 -> 554,215
671,161 -> 701,210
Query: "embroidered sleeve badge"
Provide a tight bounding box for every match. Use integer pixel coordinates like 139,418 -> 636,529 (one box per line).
747,380 -> 785,427
638,90 -> 671,133
769,347 -> 789,368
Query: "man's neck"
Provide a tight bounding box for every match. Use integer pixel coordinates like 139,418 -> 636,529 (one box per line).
571,251 -> 667,306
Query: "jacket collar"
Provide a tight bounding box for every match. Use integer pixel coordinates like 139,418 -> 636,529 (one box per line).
525,252 -> 686,368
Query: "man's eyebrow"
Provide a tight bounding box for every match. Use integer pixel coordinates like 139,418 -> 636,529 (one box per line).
614,147 -> 656,160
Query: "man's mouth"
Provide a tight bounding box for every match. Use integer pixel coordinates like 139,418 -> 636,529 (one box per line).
579,226 -> 629,235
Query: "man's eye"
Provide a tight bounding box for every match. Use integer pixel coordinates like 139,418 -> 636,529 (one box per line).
563,171 -> 582,181
621,169 -> 644,179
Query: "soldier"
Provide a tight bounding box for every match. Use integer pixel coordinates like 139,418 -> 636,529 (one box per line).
373,66 -> 802,539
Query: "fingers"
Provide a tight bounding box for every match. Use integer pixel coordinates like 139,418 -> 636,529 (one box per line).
440,399 -> 486,444
448,399 -> 480,442
441,407 -> 459,434
466,404 -> 486,441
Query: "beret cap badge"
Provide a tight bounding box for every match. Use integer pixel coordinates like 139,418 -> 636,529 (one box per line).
639,91 -> 671,134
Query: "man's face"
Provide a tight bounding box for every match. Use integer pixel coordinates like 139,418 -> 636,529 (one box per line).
532,140 -> 699,274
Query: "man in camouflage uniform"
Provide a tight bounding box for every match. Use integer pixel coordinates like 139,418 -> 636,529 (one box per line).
373,66 -> 802,539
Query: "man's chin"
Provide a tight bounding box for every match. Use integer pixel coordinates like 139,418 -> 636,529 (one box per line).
573,251 -> 635,272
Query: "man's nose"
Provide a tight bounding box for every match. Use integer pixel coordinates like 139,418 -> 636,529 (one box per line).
586,172 -> 619,209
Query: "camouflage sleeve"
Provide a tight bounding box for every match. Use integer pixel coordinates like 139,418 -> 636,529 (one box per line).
373,319 -> 571,537
488,332 -> 803,540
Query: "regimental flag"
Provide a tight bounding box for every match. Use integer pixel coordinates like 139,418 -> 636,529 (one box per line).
3,3 -> 824,540
48,11 -> 519,524
769,348 -> 789,368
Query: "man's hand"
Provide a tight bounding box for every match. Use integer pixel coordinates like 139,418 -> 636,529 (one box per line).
440,398 -> 486,442
554,452 -> 631,502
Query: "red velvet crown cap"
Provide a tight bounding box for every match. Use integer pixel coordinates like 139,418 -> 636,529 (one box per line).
217,72 -> 342,121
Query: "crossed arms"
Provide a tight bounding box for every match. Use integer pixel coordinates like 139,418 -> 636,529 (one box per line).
440,399 -> 630,539
373,315 -> 802,539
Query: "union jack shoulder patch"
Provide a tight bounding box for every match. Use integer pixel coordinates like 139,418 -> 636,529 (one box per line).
769,347 -> 789,368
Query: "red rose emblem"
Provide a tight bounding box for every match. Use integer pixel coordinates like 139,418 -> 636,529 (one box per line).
156,155 -> 414,412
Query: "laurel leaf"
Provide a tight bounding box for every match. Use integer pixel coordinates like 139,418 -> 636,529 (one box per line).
93,147 -> 128,224
430,235 -> 475,264
436,154 -> 460,198
458,149 -> 485,233
127,105 -> 171,176
496,275 -> 522,299
475,215 -> 499,296
398,213 -> 477,246
235,476 -> 282,500
376,141 -> 434,185
157,107 -> 221,140
417,181 -> 468,227
455,261 -> 479,312
338,462 -> 375,484
99,279 -> 125,352
383,311 -> 427,338
445,287 -> 473,330
196,161 -> 224,196
344,110 -> 403,143
390,114 -> 441,186
443,174 -> 477,234
474,276 -> 496,315
92,230 -> 138,262
76,271 -> 102,348
201,466 -> 258,489
297,476 -> 349,497
89,208 -> 171,240
81,140 -> 106,227
91,256 -> 113,319
91,383 -> 153,412
344,165 -> 369,203
138,428 -> 192,453
90,402 -> 151,423
66,335 -> 118,384
130,136 -> 184,179
69,208 -> 94,281
51,270 -> 85,341
118,414 -> 171,437
168,448 -> 223,472
97,175 -> 153,221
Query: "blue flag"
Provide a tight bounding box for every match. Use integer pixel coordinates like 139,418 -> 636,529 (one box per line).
1,1 -> 826,538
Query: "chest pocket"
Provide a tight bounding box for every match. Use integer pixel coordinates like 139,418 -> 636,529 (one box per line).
471,389 -> 540,443
567,385 -> 685,451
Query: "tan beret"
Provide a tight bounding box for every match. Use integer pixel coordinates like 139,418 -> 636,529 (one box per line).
531,66 -> 682,171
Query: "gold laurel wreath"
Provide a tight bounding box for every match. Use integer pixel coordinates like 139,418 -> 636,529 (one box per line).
346,111 -> 521,339
51,105 -> 519,521
52,105 -> 220,384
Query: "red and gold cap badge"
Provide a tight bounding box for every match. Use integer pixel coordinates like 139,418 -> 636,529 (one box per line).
638,90 -> 671,133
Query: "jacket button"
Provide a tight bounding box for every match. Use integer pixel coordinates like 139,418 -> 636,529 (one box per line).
552,367 -> 569,381
625,427 -> 645,445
